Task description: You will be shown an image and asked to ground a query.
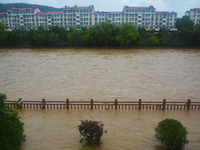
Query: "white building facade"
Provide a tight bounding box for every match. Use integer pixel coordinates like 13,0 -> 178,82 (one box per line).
185,8 -> 200,25
0,5 -> 177,31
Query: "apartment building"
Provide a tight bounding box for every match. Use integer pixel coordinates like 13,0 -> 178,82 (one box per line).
185,8 -> 200,25
0,5 -> 177,31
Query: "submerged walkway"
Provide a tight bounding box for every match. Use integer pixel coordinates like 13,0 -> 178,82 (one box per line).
5,99 -> 200,110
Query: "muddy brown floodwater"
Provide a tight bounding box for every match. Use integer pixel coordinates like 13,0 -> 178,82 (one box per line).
18,109 -> 200,150
0,48 -> 200,149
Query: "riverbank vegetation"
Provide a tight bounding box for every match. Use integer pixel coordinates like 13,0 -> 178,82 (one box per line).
0,93 -> 25,150
0,16 -> 200,47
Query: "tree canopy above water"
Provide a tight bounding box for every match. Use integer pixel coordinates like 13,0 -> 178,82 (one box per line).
175,16 -> 194,30
0,93 -> 25,150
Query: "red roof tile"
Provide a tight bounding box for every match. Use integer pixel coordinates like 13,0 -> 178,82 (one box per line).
195,8 -> 200,11
0,12 -> 7,15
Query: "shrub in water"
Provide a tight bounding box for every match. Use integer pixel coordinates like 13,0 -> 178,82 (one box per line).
78,120 -> 107,145
155,118 -> 189,150
0,93 -> 25,150
0,93 -> 6,108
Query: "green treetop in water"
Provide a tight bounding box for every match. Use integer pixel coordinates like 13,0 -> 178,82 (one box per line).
155,118 -> 189,150
0,93 -> 25,150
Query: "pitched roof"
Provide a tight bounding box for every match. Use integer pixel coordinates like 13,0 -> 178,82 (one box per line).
0,12 -> 7,15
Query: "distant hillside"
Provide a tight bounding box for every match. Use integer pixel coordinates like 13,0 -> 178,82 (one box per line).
0,3 -> 63,12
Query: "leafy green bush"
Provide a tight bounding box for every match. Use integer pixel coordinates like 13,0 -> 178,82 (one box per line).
148,36 -> 160,46
78,120 -> 107,145
0,93 -> 25,150
0,93 -> 7,108
155,118 -> 189,150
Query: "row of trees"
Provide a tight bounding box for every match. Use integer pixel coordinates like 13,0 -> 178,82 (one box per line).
0,16 -> 200,47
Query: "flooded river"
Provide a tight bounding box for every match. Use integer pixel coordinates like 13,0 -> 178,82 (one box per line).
18,109 -> 200,150
0,48 -> 200,149
1,48 -> 200,101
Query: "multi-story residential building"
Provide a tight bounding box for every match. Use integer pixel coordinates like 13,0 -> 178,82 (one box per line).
0,8 -> 40,29
0,5 -> 177,31
185,8 -> 200,25
122,6 -> 177,31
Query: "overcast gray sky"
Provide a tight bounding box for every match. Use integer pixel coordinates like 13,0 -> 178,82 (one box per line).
1,0 -> 200,17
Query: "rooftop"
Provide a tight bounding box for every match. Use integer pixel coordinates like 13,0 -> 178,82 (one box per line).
0,12 -> 7,15
124,6 -> 155,9
94,11 -> 123,14
8,8 -> 36,11
64,6 -> 94,9
111,11 -> 123,14
156,11 -> 172,14
94,11 -> 109,14
187,8 -> 200,12
35,11 -> 63,15
194,8 -> 200,11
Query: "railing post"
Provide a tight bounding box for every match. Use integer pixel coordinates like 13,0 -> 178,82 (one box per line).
187,99 -> 191,110
66,99 -> 69,109
139,99 -> 142,110
163,99 -> 166,110
18,98 -> 23,109
91,99 -> 93,110
42,99 -> 46,109
115,99 -> 118,110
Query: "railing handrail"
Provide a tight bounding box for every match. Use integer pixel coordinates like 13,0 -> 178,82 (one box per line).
4,98 -> 200,110
5,99 -> 200,103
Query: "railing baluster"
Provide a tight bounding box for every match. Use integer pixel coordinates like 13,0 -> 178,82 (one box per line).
3,99 -> 199,111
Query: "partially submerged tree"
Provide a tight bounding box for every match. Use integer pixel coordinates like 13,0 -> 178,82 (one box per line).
0,93 -> 25,150
78,120 -> 107,145
155,118 -> 189,150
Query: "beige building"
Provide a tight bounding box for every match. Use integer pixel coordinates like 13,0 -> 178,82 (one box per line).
185,8 -> 200,25
0,5 -> 177,31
